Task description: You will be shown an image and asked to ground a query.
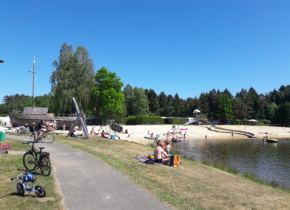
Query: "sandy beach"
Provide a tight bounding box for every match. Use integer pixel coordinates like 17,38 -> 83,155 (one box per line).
2,124 -> 290,145
84,124 -> 290,144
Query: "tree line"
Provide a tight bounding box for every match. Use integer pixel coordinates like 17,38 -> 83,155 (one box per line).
1,42 -> 290,125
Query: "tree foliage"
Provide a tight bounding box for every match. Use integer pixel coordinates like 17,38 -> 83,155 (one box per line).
50,42 -> 95,113
215,93 -> 234,121
90,67 -> 124,120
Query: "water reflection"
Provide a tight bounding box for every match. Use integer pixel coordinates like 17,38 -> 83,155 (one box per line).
172,139 -> 290,190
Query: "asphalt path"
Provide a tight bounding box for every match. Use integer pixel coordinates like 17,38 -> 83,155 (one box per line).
7,135 -> 171,210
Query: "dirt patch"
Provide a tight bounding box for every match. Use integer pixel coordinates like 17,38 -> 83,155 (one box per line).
38,197 -> 56,202
8,151 -> 26,155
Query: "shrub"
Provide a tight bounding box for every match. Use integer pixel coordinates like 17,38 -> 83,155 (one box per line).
164,118 -> 186,124
122,115 -> 164,125
256,122 -> 264,126
211,120 -> 219,125
241,118 -> 249,124
261,119 -> 270,125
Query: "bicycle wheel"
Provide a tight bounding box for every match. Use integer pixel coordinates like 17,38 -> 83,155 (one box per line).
35,185 -> 46,197
17,183 -> 25,196
45,133 -> 55,143
40,156 -> 51,176
30,133 -> 37,141
23,152 -> 37,171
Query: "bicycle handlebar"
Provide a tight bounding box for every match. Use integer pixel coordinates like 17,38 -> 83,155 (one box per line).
11,173 -> 25,181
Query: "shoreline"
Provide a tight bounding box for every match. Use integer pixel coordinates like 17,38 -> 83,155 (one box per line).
85,124 -> 290,144
2,124 -> 290,144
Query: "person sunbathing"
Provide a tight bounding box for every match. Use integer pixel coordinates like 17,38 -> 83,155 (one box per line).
154,143 -> 169,164
101,130 -> 107,138
90,128 -> 95,135
125,129 -> 128,134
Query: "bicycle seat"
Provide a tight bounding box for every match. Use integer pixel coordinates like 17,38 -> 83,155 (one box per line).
39,147 -> 45,150
30,178 -> 37,183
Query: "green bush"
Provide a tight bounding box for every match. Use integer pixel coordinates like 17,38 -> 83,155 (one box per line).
122,115 -> 164,125
241,118 -> 249,124
211,120 -> 219,125
231,120 -> 238,125
256,122 -> 264,126
261,119 -> 270,125
164,118 -> 187,124
140,115 -> 164,124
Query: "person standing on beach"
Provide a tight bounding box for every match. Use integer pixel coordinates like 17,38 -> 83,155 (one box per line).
184,131 -> 186,141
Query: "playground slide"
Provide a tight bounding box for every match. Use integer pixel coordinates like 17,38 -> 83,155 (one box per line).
198,118 -> 255,138
184,121 -> 194,125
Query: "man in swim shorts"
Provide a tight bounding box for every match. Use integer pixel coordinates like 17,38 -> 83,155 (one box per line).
154,142 -> 169,164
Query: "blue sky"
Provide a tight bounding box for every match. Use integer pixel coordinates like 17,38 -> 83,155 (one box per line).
1,0 -> 289,102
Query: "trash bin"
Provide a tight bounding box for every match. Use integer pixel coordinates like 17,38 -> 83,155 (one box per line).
0,131 -> 5,141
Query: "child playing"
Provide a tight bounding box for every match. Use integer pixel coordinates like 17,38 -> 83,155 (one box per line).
165,141 -> 171,154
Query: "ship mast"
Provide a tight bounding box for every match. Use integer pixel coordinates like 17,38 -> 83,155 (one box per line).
29,56 -> 36,108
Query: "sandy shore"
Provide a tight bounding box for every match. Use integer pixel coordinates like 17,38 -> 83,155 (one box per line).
84,124 -> 290,144
2,124 -> 290,145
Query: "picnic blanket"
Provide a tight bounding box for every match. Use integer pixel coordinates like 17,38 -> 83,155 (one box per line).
135,157 -> 163,165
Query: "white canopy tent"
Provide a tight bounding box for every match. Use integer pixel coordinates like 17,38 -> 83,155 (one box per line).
0,116 -> 10,126
248,119 -> 258,122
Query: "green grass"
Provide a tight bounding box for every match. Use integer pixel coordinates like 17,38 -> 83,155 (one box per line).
147,143 -> 288,193
54,135 -> 290,209
0,138 -> 64,210
192,159 -> 287,192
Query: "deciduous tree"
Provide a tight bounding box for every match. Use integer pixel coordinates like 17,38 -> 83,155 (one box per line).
50,43 -> 95,113
90,67 -> 124,120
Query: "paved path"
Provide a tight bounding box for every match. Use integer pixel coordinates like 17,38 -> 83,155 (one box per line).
7,135 -> 171,210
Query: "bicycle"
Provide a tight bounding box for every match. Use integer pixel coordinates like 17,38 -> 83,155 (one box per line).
11,172 -> 46,197
22,141 -> 51,176
30,130 -> 55,143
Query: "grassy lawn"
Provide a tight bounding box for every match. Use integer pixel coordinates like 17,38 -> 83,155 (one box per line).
54,135 -> 290,210
0,138 -> 64,210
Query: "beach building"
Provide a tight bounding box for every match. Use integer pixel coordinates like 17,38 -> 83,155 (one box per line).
193,109 -> 201,122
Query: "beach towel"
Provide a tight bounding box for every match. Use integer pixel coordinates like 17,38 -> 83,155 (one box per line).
135,157 -> 163,165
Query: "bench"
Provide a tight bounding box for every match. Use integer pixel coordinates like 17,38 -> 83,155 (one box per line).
0,144 -> 12,154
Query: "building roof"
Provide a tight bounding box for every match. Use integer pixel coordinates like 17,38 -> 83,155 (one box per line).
23,107 -> 48,115
193,109 -> 201,113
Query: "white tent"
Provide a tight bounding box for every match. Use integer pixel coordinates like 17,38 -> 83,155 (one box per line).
248,119 -> 257,122
0,116 -> 10,126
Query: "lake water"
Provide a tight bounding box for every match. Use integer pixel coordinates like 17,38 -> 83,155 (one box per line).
171,138 -> 290,191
